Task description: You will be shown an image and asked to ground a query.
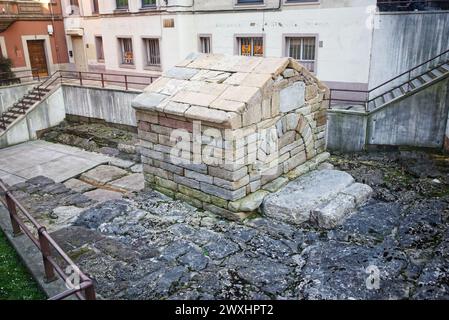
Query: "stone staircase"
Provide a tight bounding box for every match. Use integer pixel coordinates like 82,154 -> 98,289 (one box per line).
0,87 -> 51,131
367,61 -> 449,111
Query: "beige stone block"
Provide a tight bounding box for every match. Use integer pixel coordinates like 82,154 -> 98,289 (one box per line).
213,175 -> 250,191
158,79 -> 189,96
155,176 -> 178,191
271,90 -> 280,117
138,130 -> 158,144
243,73 -> 273,88
219,85 -> 261,104
306,84 -> 319,101
279,131 -> 296,148
143,164 -> 173,180
172,90 -> 218,107
209,165 -> 248,182
162,101 -> 190,117
190,70 -> 232,83
261,98 -> 272,120
210,99 -> 246,113
136,110 -> 158,124
253,57 -> 289,76
185,105 -> 229,125
242,103 -> 262,127
223,72 -> 249,86
231,56 -> 264,73
150,124 -> 173,136
287,59 -> 305,72
143,77 -> 170,93
184,81 -> 229,96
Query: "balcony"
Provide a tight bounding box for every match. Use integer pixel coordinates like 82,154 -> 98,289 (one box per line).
0,0 -> 60,32
377,0 -> 449,12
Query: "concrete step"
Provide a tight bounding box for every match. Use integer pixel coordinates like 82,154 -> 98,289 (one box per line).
440,63 -> 449,72
421,73 -> 433,83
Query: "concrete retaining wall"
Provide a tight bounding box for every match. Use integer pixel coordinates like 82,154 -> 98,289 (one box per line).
0,88 -> 65,148
328,77 -> 449,152
370,12 -> 449,88
327,111 -> 367,152
0,83 -> 37,114
62,85 -> 140,127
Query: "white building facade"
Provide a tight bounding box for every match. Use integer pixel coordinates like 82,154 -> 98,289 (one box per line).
61,0 -> 379,91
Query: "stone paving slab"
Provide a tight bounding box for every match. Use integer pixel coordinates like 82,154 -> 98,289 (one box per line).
64,178 -> 96,193
83,189 -> 123,202
0,140 -> 112,185
107,173 -> 145,193
80,165 -> 129,186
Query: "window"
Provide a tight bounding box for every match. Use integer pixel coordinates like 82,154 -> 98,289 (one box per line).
144,38 -> 161,67
92,0 -> 99,14
118,38 -> 133,65
285,36 -> 317,72
142,0 -> 156,8
237,0 -> 264,4
199,36 -> 211,54
95,36 -> 104,62
116,0 -> 128,10
285,0 -> 319,3
237,37 -> 263,57
69,0 -> 80,15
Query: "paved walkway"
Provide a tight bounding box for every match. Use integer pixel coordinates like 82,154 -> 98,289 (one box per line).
0,140 -> 112,186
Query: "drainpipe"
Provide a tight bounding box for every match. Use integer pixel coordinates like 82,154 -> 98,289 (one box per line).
48,0 -> 59,73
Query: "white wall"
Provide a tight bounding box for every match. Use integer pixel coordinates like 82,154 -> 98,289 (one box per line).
62,0 -> 376,87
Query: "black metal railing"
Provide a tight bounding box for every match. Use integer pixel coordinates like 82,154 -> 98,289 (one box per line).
0,69 -> 158,131
378,0 -> 449,11
328,48 -> 449,112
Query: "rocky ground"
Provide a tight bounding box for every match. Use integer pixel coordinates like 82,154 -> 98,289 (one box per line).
40,121 -> 140,162
4,149 -> 449,300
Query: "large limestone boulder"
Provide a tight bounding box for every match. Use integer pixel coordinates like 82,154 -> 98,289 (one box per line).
262,169 -> 373,229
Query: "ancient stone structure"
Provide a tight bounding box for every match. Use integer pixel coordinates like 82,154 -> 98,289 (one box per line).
132,53 -> 329,219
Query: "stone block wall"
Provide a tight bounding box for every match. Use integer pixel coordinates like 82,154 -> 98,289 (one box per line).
133,54 -> 329,220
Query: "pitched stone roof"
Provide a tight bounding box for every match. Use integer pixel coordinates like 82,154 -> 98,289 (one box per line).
132,53 -> 308,129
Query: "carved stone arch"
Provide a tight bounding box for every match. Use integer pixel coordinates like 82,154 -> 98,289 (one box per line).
295,113 -> 316,160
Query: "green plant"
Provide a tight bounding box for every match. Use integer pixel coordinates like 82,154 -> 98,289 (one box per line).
0,57 -> 15,81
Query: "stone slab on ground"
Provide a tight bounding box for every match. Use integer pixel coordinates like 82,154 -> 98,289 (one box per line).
80,165 -> 128,186
83,189 -> 123,202
64,178 -> 96,193
107,173 -> 145,193
262,169 -> 372,228
0,140 -> 111,185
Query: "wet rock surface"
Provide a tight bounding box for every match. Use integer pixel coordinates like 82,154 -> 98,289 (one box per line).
5,150 -> 449,299
41,121 -> 140,163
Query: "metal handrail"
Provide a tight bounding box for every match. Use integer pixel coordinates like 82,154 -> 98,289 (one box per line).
328,47 -> 449,111
368,48 -> 449,93
0,178 -> 96,300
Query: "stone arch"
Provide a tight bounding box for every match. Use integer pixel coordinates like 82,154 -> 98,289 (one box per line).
275,112 -> 316,162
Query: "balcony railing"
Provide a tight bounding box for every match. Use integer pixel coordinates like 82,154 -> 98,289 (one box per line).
377,0 -> 449,11
0,1 -> 43,16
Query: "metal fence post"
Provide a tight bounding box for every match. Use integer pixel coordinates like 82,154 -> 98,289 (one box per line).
84,283 -> 96,300
101,73 -> 105,88
125,75 -> 128,90
79,72 -> 83,86
5,193 -> 22,236
38,227 -> 57,283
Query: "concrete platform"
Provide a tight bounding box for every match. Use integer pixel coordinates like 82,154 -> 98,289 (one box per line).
0,140 -> 112,186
